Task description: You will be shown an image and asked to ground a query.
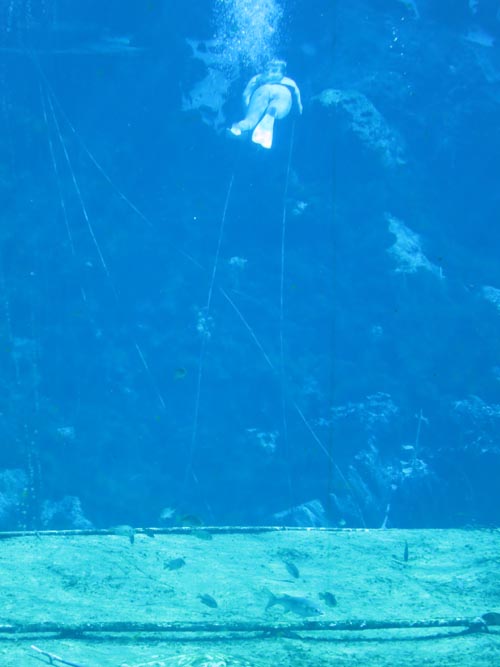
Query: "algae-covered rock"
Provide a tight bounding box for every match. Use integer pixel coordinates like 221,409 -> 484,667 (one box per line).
315,88 -> 405,166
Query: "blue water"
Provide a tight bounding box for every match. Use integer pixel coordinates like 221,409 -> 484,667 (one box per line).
0,0 -> 499,531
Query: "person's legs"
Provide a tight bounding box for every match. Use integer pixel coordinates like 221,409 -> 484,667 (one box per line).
268,87 -> 292,119
230,86 -> 271,133
251,113 -> 275,148
251,88 -> 292,149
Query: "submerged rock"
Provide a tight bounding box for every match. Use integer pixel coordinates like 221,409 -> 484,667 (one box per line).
314,88 -> 405,166
272,499 -> 327,527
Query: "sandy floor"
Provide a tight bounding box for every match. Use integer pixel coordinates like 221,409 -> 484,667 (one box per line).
0,527 -> 498,666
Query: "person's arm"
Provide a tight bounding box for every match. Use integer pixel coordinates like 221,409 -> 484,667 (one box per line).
282,76 -> 303,114
242,75 -> 260,106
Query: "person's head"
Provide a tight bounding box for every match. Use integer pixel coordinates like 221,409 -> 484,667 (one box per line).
265,59 -> 287,80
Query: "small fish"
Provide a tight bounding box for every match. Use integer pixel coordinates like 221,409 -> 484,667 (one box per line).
284,561 -> 300,578
174,367 -> 187,380
404,540 -> 409,562
164,557 -> 186,571
159,506 -> 176,521
111,525 -> 135,544
265,591 -> 323,617
318,591 -> 337,607
198,593 -> 218,608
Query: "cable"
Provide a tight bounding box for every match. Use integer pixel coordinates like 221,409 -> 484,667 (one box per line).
183,172 -> 236,499
38,74 -> 167,412
279,121 -> 295,506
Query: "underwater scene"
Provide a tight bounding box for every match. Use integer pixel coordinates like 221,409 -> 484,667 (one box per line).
2,0 -> 499,535
0,0 -> 499,665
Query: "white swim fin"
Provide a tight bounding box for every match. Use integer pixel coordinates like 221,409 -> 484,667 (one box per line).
252,114 -> 275,149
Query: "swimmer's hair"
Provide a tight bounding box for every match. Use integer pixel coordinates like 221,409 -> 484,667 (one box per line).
268,58 -> 287,72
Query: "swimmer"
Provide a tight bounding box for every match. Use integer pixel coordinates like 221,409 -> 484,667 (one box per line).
228,59 -> 303,149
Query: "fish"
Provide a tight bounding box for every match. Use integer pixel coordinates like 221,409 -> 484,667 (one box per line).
159,506 -> 176,521
404,540 -> 409,562
482,612 -> 500,626
174,367 -> 187,380
318,591 -> 337,607
198,593 -> 218,608
265,590 -> 323,617
164,557 -> 186,571
284,561 -> 300,578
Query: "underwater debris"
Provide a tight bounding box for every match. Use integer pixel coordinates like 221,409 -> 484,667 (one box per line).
198,593 -> 218,608
31,645 -> 86,667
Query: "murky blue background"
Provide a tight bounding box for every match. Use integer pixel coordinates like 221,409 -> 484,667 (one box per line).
0,0 -> 499,530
